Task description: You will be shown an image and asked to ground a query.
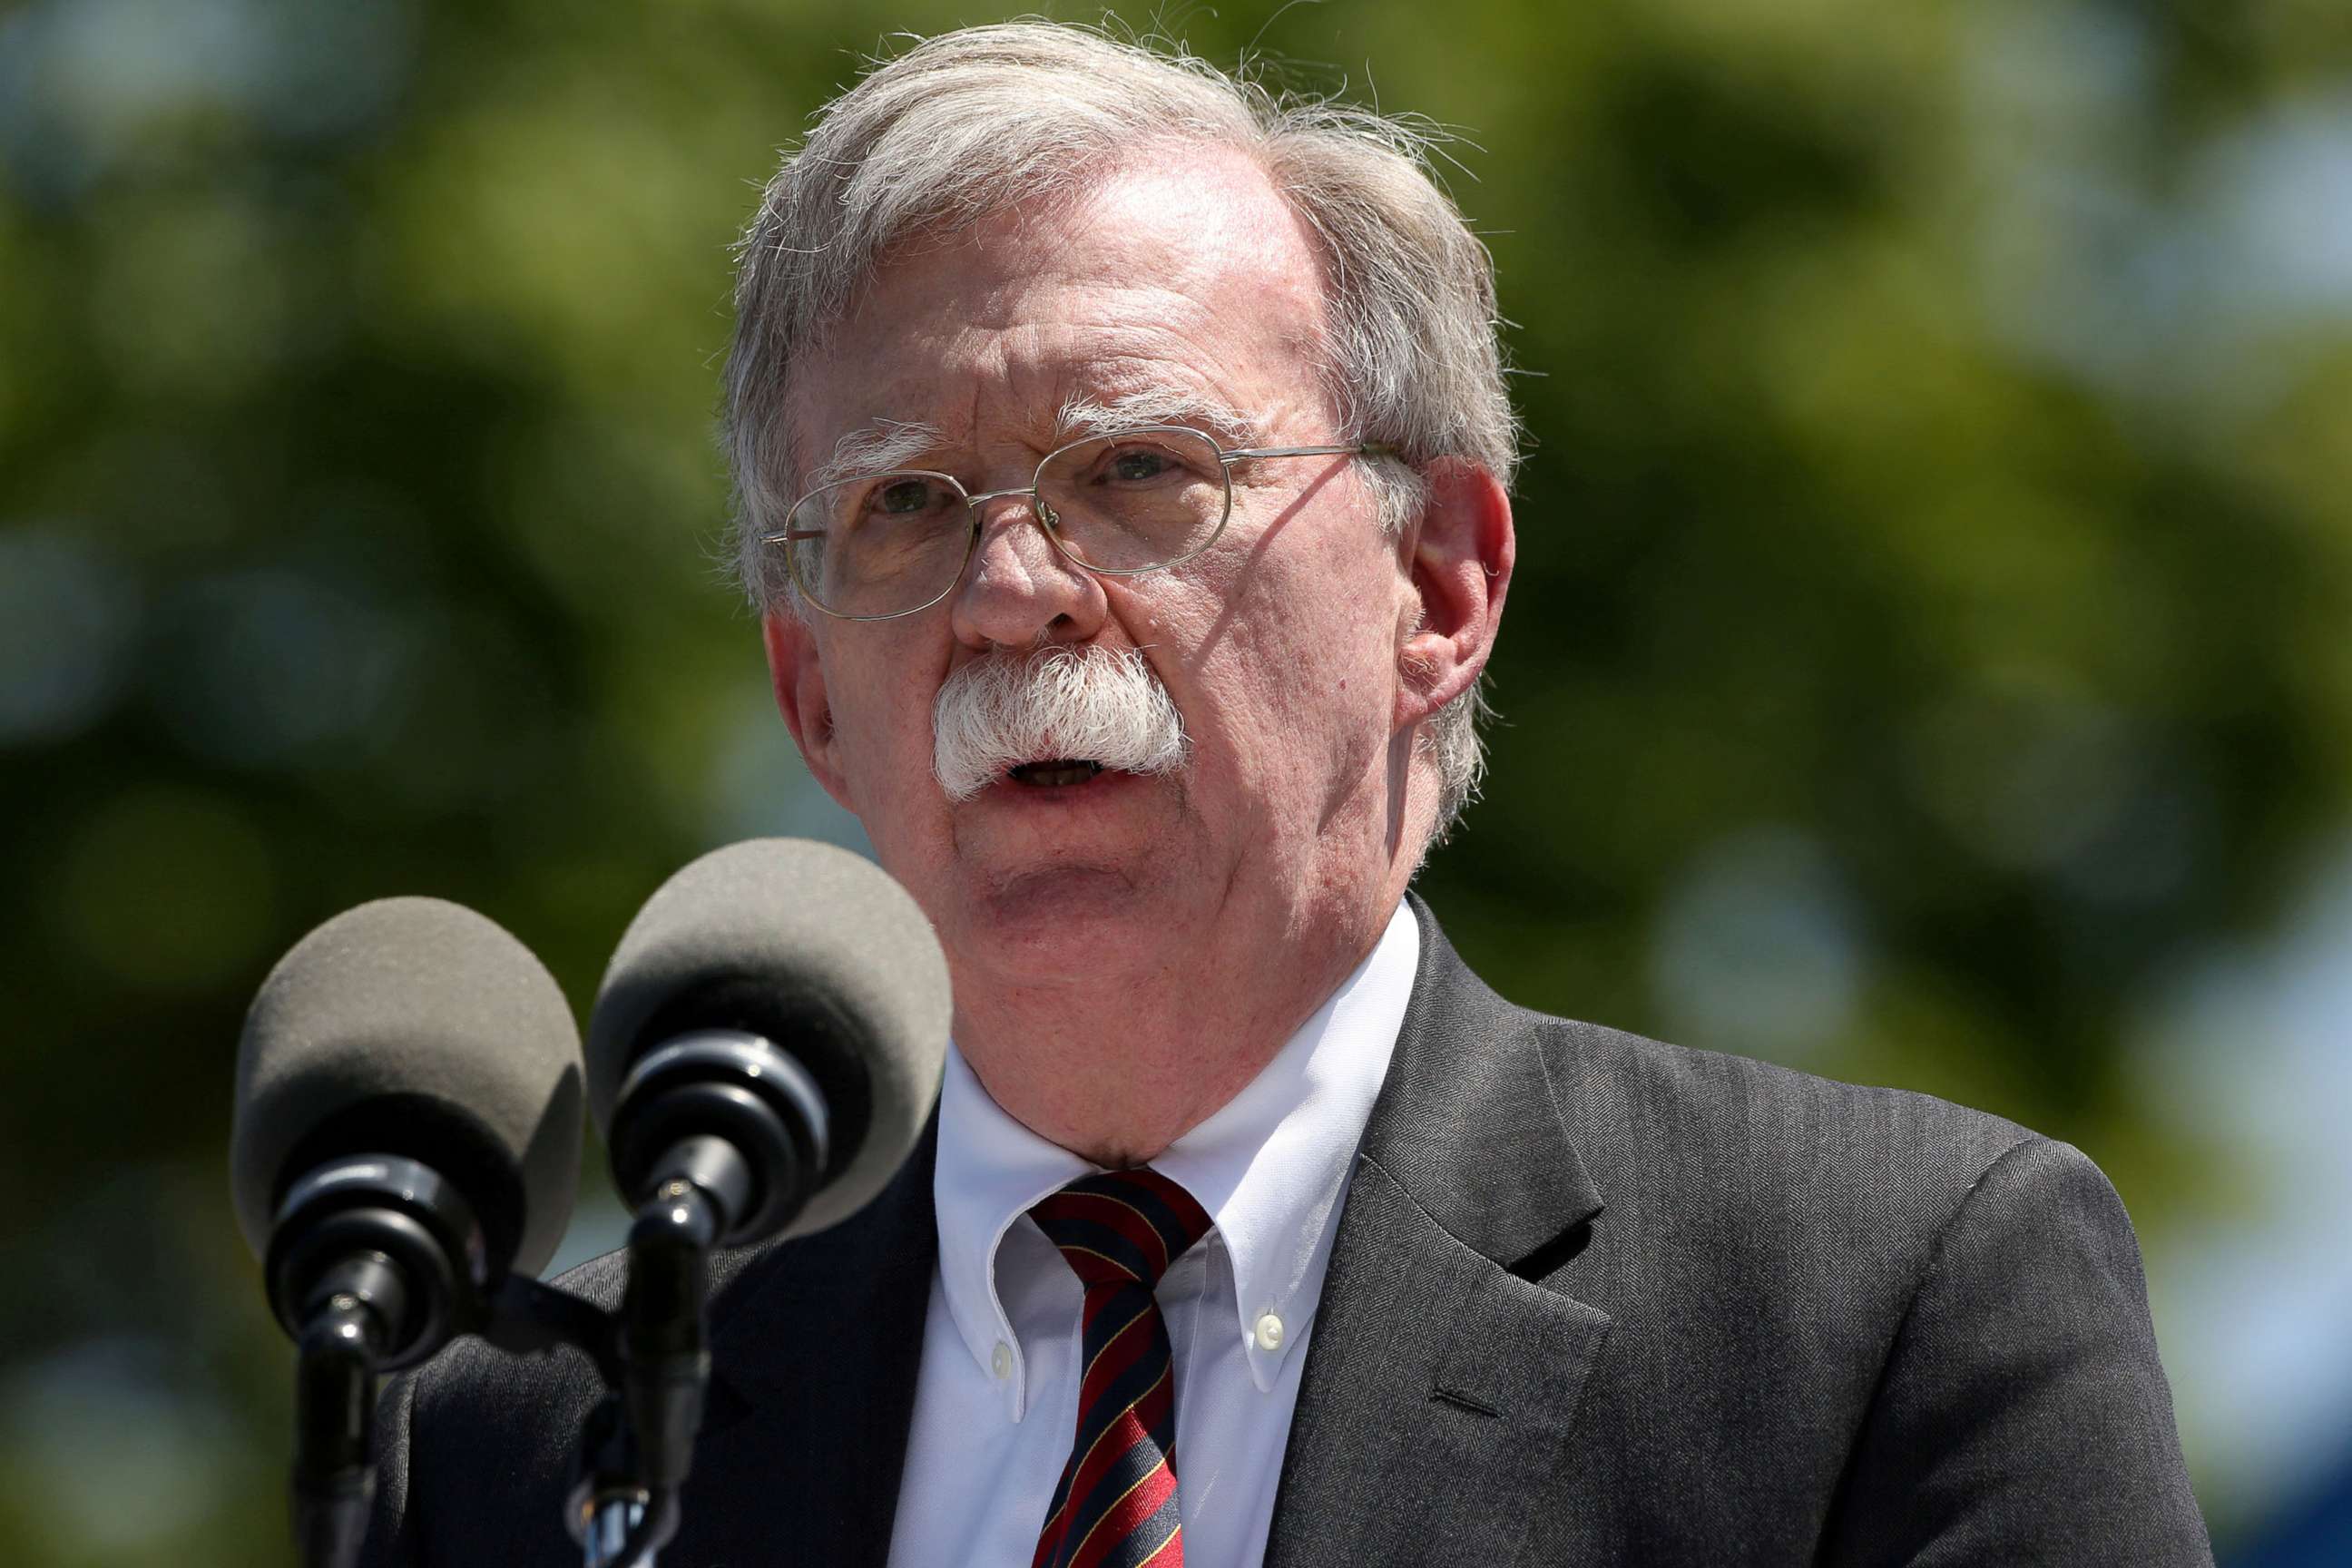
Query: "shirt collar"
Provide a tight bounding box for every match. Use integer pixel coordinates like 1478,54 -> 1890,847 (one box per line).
931,899 -> 1421,1412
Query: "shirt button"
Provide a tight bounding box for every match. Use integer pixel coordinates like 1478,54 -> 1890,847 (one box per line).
991,1341 -> 1014,1380
1254,1312 -> 1285,1351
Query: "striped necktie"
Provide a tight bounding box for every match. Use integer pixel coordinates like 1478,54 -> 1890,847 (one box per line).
1026,1168 -> 1215,1568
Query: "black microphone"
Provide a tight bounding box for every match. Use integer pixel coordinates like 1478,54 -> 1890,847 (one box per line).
230,897 -> 584,1568
579,838 -> 949,1514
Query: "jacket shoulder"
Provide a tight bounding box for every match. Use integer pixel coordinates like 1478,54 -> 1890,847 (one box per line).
1405,898 -> 2060,1281
1535,1013 -> 2040,1200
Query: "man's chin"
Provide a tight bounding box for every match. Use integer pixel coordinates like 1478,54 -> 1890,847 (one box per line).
950,864 -> 1180,983
927,768 -> 1194,960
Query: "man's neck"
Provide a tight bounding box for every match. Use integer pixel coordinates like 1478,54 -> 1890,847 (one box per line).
947,891 -> 1404,1166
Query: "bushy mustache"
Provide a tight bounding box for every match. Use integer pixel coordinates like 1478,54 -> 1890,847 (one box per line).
932,644 -> 1191,800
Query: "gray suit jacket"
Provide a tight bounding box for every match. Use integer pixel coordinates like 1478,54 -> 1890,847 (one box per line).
364,900 -> 2212,1564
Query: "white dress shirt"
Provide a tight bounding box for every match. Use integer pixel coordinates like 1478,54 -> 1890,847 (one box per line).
884,901 -> 1421,1567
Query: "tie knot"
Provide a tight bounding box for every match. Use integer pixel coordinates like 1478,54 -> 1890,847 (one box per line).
1028,1168 -> 1213,1290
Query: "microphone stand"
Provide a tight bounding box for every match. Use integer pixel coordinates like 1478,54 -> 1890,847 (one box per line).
498,1158 -> 735,1568
555,1168 -> 730,1568
568,1395 -> 679,1568
566,1141 -> 760,1564
268,1029 -> 827,1568
291,1273 -> 394,1568
272,1215 -> 688,1568
268,1157 -> 477,1568
473,1274 -> 686,1568
557,1026 -> 828,1568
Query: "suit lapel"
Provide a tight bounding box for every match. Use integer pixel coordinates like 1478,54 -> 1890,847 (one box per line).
1265,899 -> 1612,1568
665,1117 -> 940,1568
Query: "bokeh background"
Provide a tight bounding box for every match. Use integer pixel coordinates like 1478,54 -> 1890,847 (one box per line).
3,0 -> 2347,1561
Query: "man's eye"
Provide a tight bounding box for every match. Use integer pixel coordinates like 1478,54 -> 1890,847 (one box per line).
873,478 -> 941,515
1105,447 -> 1181,484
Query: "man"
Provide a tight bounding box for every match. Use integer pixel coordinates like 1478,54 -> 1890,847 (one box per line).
368,24 -> 2210,1565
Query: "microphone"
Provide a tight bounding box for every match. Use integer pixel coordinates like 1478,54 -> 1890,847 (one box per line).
231,897 -> 584,1568
578,838 -> 949,1521
585,837 -> 951,1244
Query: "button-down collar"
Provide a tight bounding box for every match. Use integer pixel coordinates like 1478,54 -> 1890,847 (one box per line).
931,899 -> 1420,1416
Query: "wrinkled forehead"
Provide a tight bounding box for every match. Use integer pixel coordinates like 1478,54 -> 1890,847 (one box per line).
781,146 -> 1338,474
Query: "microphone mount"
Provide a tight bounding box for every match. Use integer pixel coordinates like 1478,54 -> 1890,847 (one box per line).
564,1027 -> 834,1564
265,1156 -> 647,1566
258,1031 -> 842,1568
605,1029 -> 831,1242
268,1154 -> 486,1568
267,1155 -> 487,1367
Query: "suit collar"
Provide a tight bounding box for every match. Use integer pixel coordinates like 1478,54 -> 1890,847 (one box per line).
1357,891 -> 1605,1267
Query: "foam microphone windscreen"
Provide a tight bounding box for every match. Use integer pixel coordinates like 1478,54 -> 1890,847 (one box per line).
586,838 -> 952,1240
230,897 -> 585,1279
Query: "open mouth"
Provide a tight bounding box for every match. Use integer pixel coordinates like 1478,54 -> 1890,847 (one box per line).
1006,759 -> 1106,788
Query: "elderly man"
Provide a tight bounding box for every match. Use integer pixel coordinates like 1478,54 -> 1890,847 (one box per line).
368,23 -> 2210,1567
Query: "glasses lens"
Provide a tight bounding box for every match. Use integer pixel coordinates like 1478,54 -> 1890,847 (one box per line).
1037,428 -> 1229,572
784,473 -> 970,617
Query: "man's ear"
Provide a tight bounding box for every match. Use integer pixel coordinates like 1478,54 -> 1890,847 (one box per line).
1395,457 -> 1514,728
760,609 -> 856,810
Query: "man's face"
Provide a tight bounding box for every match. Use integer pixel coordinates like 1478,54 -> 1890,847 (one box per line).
763,149 -> 1425,1003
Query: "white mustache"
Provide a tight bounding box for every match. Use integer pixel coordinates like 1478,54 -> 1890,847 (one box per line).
932,644 -> 1191,800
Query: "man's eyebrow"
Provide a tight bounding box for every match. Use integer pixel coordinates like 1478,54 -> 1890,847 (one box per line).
802,393 -> 1262,490
1054,389 -> 1264,448
806,419 -> 946,491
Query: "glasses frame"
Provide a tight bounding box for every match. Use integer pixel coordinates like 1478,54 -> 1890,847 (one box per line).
768,424 -> 1396,622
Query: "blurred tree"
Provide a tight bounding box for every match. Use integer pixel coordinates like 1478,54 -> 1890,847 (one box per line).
1,0 -> 2346,1560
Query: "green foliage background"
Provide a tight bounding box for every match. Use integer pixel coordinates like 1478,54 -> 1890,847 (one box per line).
2,0 -> 2347,1561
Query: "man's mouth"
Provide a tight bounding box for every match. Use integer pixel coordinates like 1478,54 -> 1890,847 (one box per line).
1006,759 -> 1106,788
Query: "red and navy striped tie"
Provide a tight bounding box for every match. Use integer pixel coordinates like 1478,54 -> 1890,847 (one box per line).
1027,1168 -> 1215,1568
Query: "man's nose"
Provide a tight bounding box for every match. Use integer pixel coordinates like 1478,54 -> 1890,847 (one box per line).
949,492 -> 1105,649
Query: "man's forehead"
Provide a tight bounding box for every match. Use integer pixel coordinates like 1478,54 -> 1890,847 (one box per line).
1068,146 -> 1315,250
783,148 -> 1328,472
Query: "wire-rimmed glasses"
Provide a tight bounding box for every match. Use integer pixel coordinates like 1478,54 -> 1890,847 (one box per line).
766,425 -> 1393,621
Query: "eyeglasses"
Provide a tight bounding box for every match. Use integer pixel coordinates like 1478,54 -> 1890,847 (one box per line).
767,425 -> 1393,621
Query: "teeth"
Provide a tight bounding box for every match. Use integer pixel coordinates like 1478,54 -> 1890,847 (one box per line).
1007,760 -> 1104,787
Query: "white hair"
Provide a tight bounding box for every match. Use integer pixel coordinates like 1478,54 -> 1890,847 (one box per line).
933,643 -> 1189,801
725,22 -> 1515,839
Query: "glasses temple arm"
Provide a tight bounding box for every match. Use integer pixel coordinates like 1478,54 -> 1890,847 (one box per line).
1221,442 -> 1399,462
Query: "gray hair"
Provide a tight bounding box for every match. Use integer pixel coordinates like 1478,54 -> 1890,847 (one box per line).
724,22 -> 1515,839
